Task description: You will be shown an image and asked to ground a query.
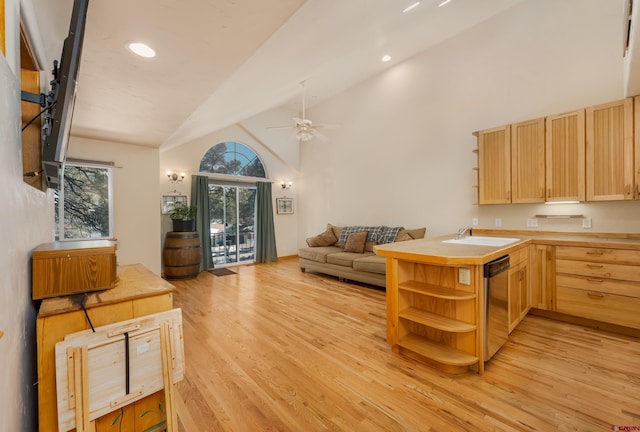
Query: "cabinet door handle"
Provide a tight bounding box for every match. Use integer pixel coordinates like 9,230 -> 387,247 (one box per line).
626,184 -> 631,196
547,188 -> 551,198
586,250 -> 603,256
586,264 -> 604,269
586,278 -> 604,283
587,292 -> 605,299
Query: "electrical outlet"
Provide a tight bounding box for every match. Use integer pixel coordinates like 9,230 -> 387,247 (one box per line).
583,217 -> 592,229
472,218 -> 478,227
527,218 -> 538,228
495,218 -> 502,227
459,268 -> 471,285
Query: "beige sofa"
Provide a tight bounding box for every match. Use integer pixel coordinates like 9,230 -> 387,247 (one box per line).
299,224 -> 426,288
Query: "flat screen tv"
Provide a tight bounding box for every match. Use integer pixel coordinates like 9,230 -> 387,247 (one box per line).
41,0 -> 89,189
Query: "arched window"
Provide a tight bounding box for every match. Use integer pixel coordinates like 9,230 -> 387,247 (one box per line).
199,142 -> 266,178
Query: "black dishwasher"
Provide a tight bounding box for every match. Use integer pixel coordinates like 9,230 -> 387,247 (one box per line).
483,255 -> 510,360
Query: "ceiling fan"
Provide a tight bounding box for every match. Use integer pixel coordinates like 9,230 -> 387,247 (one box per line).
268,81 -> 337,142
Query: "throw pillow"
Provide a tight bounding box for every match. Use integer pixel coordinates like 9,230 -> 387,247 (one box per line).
306,227 -> 338,247
396,232 -> 414,242
395,227 -> 426,242
344,231 -> 368,253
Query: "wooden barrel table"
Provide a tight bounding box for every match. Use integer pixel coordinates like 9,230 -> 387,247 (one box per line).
163,231 -> 201,279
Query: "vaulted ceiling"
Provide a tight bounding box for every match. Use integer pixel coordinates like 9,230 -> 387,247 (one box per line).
26,0 -> 533,151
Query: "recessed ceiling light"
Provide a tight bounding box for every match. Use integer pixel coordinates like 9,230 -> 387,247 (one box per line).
128,42 -> 156,58
403,1 -> 421,13
381,55 -> 392,62
438,0 -> 453,7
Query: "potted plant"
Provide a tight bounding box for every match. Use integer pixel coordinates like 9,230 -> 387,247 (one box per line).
169,202 -> 197,232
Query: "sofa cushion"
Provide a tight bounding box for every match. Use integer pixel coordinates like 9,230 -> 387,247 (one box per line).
353,255 -> 387,274
395,227 -> 426,242
344,231 -> 368,253
327,251 -> 375,267
306,226 -> 338,247
298,246 -> 343,263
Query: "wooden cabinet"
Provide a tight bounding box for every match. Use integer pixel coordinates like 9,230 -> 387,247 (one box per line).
634,97 -> 640,198
36,264 -> 176,432
530,244 -> 555,310
507,246 -> 530,333
477,125 -> 511,204
586,98 -> 634,201
555,246 -> 640,329
511,118 -> 546,203
475,118 -> 545,204
387,260 -> 482,373
545,110 -> 585,202
32,240 -> 117,300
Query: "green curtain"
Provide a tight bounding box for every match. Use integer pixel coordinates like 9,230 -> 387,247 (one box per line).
191,175 -> 213,271
255,182 -> 278,263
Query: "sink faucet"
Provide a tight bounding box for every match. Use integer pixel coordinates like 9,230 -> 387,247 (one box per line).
456,226 -> 472,239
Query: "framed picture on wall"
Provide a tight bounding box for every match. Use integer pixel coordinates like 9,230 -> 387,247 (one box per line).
161,194 -> 188,214
276,198 -> 294,215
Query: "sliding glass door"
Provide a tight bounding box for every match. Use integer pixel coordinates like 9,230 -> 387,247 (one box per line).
208,184 -> 256,266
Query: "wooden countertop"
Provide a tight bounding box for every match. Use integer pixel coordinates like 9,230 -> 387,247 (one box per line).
374,232 -> 640,266
38,264 -> 175,317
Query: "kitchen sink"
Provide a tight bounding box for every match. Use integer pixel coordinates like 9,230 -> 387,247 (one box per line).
442,236 -> 520,247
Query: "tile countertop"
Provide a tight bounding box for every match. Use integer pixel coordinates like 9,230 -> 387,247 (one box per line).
374,233 -> 640,266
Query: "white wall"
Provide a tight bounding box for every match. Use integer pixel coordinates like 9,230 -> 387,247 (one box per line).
299,0 -> 631,242
67,137 -> 162,274
0,5 -> 55,430
159,110 -> 300,262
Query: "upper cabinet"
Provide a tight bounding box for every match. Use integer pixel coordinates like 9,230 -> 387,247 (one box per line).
545,110 -> 585,202
511,118 -> 545,203
475,97 -> 640,205
586,98 -> 634,201
477,126 -> 510,204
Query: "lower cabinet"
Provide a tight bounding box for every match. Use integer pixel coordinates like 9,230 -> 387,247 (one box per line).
531,244 -> 555,310
508,246 -> 530,333
555,246 -> 640,329
387,260 -> 482,373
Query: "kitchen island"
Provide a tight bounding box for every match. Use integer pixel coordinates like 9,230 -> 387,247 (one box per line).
375,231 -> 640,375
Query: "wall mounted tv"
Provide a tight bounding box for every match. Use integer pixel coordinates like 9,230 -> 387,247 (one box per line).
41,0 -> 90,189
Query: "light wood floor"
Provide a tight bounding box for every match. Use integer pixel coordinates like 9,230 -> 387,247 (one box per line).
170,258 -> 640,431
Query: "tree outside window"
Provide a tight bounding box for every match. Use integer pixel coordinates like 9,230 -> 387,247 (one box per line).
55,162 -> 114,240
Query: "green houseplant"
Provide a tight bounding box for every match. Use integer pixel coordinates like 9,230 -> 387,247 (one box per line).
169,202 -> 197,232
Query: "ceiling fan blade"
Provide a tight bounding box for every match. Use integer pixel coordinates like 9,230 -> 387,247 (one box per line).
312,123 -> 340,130
312,129 -> 329,142
267,125 -> 295,130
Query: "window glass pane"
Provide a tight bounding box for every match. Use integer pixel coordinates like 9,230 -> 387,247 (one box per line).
58,164 -> 112,239
199,142 -> 266,178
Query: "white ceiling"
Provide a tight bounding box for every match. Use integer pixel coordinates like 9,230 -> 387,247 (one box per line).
26,0 -> 527,151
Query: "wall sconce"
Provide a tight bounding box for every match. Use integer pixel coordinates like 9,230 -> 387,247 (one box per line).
281,181 -> 292,190
167,171 -> 185,184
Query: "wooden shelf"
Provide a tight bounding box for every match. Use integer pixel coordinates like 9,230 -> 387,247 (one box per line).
398,334 -> 478,366
399,308 -> 476,332
399,281 -> 476,300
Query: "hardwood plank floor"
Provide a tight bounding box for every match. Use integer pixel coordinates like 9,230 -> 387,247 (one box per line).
170,258 -> 640,431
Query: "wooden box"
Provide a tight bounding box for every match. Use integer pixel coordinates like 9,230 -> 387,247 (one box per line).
32,240 -> 117,300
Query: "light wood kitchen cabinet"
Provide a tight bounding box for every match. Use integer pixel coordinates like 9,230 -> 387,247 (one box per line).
530,244 -> 555,310
586,98 -> 634,201
386,259 -> 481,374
507,246 -> 530,333
477,125 -> 511,204
511,118 -> 545,203
555,246 -> 640,329
634,97 -> 640,198
545,110 -> 585,202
